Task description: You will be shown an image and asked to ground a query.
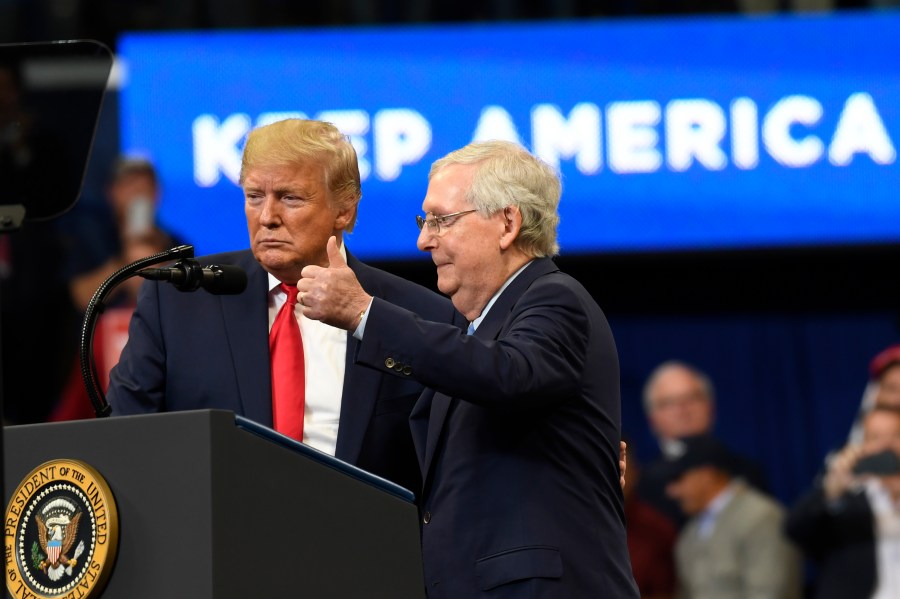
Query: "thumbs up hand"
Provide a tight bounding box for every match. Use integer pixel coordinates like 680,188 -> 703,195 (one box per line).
297,236 -> 372,330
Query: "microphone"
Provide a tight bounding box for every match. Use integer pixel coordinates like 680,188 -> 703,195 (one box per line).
138,259 -> 247,295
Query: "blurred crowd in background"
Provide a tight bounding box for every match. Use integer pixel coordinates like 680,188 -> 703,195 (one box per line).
625,354 -> 900,598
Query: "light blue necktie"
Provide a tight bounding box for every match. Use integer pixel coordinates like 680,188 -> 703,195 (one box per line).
467,323 -> 475,336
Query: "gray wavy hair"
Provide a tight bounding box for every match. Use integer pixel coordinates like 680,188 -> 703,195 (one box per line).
429,140 -> 561,257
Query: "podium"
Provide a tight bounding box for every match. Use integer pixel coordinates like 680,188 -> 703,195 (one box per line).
4,410 -> 426,598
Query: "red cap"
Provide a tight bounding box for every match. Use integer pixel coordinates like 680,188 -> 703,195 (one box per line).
869,344 -> 900,379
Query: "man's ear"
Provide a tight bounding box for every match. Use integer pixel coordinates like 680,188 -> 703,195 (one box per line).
333,202 -> 356,232
498,206 -> 522,251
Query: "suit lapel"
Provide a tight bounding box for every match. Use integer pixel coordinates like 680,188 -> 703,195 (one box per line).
221,252 -> 273,425
421,391 -> 452,479
419,259 -> 560,481
333,252 -> 381,464
334,333 -> 381,463
220,250 -> 382,455
472,258 -> 558,341
409,388 -> 436,475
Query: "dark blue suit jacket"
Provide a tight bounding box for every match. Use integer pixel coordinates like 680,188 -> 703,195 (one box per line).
785,486 -> 877,599
355,258 -> 639,598
108,249 -> 463,494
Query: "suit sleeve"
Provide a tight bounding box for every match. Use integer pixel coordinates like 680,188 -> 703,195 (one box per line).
107,280 -> 168,414
784,484 -> 873,562
356,277 -> 590,409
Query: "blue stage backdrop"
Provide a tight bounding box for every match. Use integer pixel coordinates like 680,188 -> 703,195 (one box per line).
118,12 -> 900,259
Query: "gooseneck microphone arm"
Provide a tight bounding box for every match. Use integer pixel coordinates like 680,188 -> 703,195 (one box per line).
81,244 -> 195,418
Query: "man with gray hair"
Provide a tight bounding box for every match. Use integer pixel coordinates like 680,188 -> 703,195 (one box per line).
300,140 -> 638,597
638,361 -> 769,526
643,361 -> 718,458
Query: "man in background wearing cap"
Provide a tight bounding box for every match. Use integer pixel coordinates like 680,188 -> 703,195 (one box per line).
639,361 -> 770,527
665,434 -> 801,599
846,344 -> 900,446
870,345 -> 900,409
786,405 -> 900,599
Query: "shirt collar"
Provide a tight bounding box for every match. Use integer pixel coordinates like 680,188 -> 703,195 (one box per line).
703,480 -> 740,520
660,438 -> 683,459
470,259 -> 533,332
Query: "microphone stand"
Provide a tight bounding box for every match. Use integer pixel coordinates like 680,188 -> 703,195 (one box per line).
81,244 -> 195,418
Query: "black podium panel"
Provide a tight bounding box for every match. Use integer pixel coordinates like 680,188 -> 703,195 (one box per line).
4,410 -> 425,598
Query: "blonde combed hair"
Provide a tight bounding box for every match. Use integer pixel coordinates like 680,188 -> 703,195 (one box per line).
240,119 -> 362,231
429,140 -> 561,257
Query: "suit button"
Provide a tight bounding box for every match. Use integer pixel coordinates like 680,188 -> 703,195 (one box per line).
423,511 -> 431,524
385,358 -> 395,369
402,365 -> 412,375
393,363 -> 403,372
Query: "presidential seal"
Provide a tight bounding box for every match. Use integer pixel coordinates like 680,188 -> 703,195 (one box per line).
5,459 -> 119,599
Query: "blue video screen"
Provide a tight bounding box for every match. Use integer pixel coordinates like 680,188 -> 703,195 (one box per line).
118,12 -> 900,259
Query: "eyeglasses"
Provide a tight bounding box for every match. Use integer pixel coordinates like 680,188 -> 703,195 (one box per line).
652,391 -> 708,411
415,209 -> 477,235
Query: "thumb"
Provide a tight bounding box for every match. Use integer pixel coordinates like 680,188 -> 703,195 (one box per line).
326,236 -> 347,268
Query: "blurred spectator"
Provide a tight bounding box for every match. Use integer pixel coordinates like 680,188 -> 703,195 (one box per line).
637,361 -> 769,526
644,361 -> 716,458
623,437 -> 677,599
870,345 -> 900,408
666,434 -> 802,599
785,405 -> 900,599
51,156 -> 180,421
65,156 -> 180,312
847,344 -> 900,445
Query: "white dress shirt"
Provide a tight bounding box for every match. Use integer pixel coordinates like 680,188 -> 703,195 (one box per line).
866,478 -> 900,599
267,246 -> 348,456
469,260 -> 533,332
355,259 -> 533,339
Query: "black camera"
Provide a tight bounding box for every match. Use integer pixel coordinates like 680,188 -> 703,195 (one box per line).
853,449 -> 900,476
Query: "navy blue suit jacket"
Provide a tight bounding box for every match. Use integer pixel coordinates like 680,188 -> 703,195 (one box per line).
108,249 -> 463,494
785,486 -> 877,599
355,258 -> 639,598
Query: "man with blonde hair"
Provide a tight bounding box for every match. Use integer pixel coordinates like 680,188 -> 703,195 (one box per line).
108,119 -> 463,494
300,140 -> 638,597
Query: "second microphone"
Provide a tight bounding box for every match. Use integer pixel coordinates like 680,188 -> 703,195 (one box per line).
138,259 -> 248,295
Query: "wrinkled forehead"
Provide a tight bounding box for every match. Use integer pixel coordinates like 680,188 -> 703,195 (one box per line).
242,160 -> 327,188
422,163 -> 476,213
864,411 -> 900,442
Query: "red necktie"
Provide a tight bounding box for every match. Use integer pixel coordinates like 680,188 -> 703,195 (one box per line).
270,283 -> 305,441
